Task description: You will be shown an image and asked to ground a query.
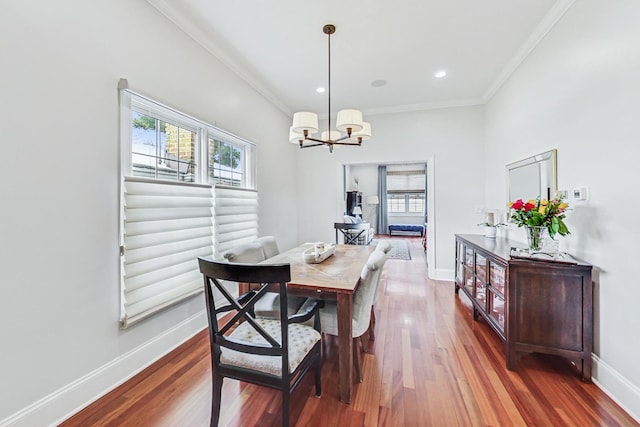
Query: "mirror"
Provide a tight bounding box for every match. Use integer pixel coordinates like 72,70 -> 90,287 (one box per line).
506,149 -> 557,205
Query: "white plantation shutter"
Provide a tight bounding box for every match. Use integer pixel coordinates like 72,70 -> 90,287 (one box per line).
213,186 -> 259,255
120,178 -> 214,328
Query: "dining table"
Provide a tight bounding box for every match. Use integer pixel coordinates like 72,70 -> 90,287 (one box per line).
263,242 -> 374,404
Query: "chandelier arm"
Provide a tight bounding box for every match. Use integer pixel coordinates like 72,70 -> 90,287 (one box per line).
300,142 -> 330,149
304,136 -> 329,144
334,140 -> 362,146
332,134 -> 352,143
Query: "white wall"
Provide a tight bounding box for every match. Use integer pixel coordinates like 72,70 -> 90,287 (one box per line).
0,1 -> 295,425
484,0 -> 640,419
295,106 -> 485,279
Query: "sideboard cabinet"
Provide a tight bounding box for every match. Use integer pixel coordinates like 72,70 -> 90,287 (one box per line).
454,234 -> 593,381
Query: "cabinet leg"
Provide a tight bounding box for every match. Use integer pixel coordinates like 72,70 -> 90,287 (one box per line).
506,348 -> 519,371
581,357 -> 592,383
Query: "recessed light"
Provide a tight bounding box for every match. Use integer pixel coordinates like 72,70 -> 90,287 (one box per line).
371,79 -> 387,87
435,70 -> 447,78
316,87 -> 326,93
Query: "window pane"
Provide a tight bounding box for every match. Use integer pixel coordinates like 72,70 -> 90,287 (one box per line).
408,194 -> 425,213
130,112 -> 196,182
164,123 -> 196,182
387,194 -> 405,213
208,138 -> 244,187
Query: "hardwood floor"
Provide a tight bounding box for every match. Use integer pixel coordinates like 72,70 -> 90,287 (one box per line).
61,238 -> 638,426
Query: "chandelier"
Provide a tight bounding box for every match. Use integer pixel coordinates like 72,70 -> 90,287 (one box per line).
289,24 -> 372,153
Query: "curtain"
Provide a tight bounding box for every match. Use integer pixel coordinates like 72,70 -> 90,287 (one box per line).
377,165 -> 388,235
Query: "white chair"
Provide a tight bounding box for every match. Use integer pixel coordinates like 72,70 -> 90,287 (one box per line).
368,241 -> 392,340
318,250 -> 387,381
256,235 -> 280,259
223,238 -> 307,318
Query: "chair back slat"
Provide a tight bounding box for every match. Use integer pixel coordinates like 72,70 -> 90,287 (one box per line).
198,257 -> 291,357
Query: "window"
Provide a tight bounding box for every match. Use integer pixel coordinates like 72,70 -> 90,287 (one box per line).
386,169 -> 426,214
387,193 -> 425,213
208,137 -> 245,187
122,89 -> 255,188
131,112 -> 197,182
118,83 -> 257,328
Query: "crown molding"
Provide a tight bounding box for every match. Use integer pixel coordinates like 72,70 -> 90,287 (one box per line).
482,0 -> 577,103
145,0 -> 293,117
147,0 -> 575,119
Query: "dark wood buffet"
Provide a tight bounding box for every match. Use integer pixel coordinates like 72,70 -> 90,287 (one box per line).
454,234 -> 593,382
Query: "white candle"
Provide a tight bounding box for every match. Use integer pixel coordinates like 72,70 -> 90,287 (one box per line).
487,212 -> 495,226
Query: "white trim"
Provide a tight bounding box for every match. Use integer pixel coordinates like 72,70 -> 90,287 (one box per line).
144,0 -> 292,117
482,0 -> 576,103
592,354 -> 640,424
426,155 -> 436,276
0,312 -> 207,427
430,268 -> 454,282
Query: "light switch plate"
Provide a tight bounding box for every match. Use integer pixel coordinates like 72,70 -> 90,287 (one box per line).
572,187 -> 588,200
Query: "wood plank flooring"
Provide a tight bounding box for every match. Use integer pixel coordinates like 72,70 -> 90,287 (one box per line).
61,238 -> 638,426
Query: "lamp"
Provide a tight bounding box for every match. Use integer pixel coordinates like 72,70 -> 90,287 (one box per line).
289,24 -> 372,153
352,206 -> 363,218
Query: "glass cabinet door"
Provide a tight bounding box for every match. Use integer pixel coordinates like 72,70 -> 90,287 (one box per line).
455,241 -> 464,283
489,261 -> 506,297
465,246 -> 474,267
488,290 -> 505,330
463,265 -> 474,295
475,253 -> 487,306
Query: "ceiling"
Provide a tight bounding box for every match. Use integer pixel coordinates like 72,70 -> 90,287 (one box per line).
147,0 -> 573,117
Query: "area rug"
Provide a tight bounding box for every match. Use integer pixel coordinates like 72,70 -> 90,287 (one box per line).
372,239 -> 411,260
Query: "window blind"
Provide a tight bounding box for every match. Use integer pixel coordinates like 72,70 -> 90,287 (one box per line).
387,170 -> 425,193
120,178 -> 213,328
213,186 -> 259,255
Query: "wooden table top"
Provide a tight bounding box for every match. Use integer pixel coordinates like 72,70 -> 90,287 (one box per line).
264,243 -> 375,294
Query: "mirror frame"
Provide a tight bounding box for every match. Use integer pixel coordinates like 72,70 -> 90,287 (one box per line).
506,149 -> 557,209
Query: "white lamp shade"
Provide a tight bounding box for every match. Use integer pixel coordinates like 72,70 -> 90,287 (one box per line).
336,109 -> 363,133
366,195 -> 379,205
292,112 -> 319,134
352,206 -> 363,215
321,130 -> 342,141
289,126 -> 304,144
351,121 -> 372,141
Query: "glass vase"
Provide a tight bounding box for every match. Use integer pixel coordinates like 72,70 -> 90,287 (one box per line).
525,226 -> 548,253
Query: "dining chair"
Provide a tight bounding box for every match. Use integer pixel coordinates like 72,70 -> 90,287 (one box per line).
222,239 -> 308,320
368,241 -> 392,340
256,235 -> 280,259
198,258 -> 322,427
318,250 -> 388,382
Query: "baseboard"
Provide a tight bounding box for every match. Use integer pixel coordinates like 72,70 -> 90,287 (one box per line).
430,267 -> 454,281
592,354 -> 640,423
0,311 -> 207,427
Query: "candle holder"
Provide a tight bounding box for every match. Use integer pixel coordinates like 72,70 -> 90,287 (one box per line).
477,210 -> 505,239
